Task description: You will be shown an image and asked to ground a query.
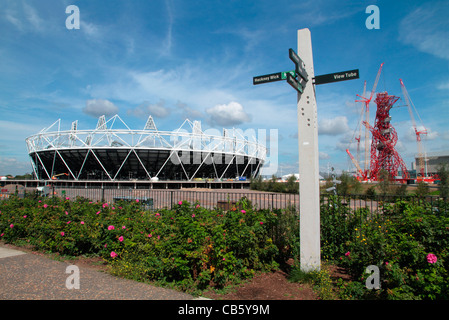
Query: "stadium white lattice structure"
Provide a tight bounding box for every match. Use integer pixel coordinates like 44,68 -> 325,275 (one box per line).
25,115 -> 266,181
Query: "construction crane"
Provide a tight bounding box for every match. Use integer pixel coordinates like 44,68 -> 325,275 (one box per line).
355,80 -> 367,170
346,149 -> 365,180
51,173 -> 69,180
355,63 -> 384,178
399,79 -> 427,180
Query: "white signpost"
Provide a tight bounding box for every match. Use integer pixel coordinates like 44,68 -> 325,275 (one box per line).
295,28 -> 320,272
253,28 -> 359,272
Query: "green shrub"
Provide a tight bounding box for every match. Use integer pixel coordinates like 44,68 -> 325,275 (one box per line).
3,194 -> 449,299
337,200 -> 449,299
365,186 -> 377,199
0,196 -> 293,294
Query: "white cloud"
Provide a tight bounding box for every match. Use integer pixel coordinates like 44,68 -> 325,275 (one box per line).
318,116 -> 350,136
214,26 -> 264,52
290,0 -> 360,27
205,101 -> 251,127
441,131 -> 449,140
83,99 -> 119,117
403,126 -> 438,142
176,101 -> 204,120
0,156 -> 31,176
3,2 -> 45,33
125,68 -> 234,108
23,3 -> 44,31
0,120 -> 44,143
399,1 -> 449,61
127,100 -> 170,118
4,9 -> 23,30
437,81 -> 449,90
319,151 -> 330,160
82,21 -> 101,38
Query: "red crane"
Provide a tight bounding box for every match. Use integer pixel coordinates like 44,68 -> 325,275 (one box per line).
346,149 -> 366,181
349,64 -> 411,182
399,79 -> 428,180
362,91 -> 409,181
356,62 -> 384,178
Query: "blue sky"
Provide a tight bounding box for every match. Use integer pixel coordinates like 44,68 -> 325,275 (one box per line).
0,0 -> 448,177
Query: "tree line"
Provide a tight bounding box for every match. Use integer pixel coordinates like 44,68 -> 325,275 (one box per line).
250,164 -> 449,198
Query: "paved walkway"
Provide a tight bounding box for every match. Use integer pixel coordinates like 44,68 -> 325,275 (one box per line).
0,244 -> 195,300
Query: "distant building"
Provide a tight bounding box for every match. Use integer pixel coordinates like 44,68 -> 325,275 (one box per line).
414,151 -> 449,176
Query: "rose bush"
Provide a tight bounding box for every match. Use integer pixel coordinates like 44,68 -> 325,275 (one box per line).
0,195 -> 296,293
3,193 -> 448,298
337,199 -> 449,300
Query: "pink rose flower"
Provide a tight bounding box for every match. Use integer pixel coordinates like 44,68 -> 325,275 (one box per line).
60,232 -> 65,236
80,221 -> 85,225
110,251 -> 118,258
118,236 -> 124,242
241,210 -> 246,214
345,251 -> 350,257
9,224 -> 14,228
108,225 -> 115,230
43,204 -> 48,208
178,201 -> 182,205
427,253 -> 437,264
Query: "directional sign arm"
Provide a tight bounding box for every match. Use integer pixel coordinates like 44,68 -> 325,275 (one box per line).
253,72 -> 283,85
289,48 -> 308,82
314,69 -> 359,85
286,72 -> 303,93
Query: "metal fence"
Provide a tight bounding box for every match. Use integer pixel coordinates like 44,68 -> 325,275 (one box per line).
321,193 -> 449,216
2,186 -> 448,214
29,187 -> 448,214
48,187 -> 300,211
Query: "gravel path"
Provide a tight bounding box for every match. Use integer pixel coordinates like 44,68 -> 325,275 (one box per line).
0,244 -> 194,300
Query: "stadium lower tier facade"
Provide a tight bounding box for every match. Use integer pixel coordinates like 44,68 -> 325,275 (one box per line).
26,115 -> 266,182
29,149 -> 263,181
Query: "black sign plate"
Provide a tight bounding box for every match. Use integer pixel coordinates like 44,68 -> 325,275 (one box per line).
286,72 -> 303,93
314,69 -> 359,85
253,72 -> 283,85
289,48 -> 308,82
